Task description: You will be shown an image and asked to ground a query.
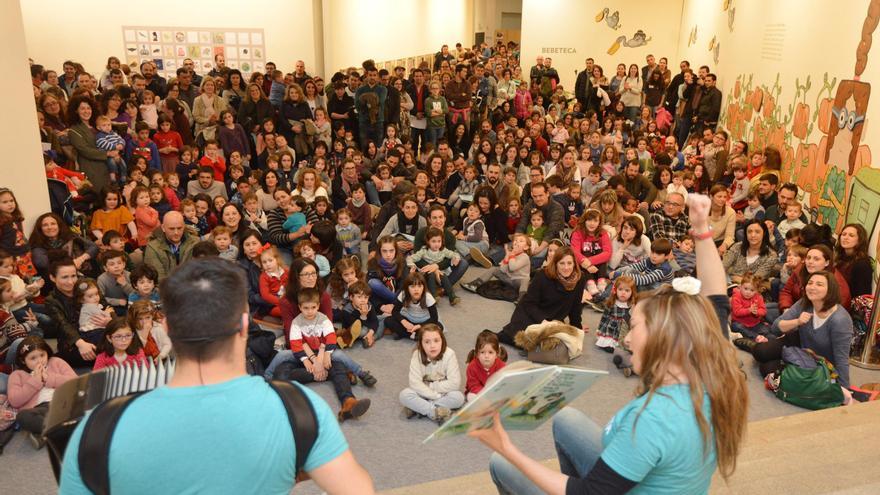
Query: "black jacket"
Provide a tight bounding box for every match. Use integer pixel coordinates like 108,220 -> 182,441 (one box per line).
407,83 -> 429,117
696,86 -> 722,124
500,271 -> 586,344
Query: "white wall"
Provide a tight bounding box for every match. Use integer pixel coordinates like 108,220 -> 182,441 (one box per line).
322,0 -> 473,73
2,0 -> 50,232
677,0 -> 880,249
20,0 -> 318,76
521,0 -> 684,89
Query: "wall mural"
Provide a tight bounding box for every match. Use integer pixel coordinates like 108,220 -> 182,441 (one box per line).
720,0 -> 879,245
594,8 -> 622,30
607,30 -> 652,55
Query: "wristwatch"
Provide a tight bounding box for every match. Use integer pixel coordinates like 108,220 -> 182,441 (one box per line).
688,226 -> 713,240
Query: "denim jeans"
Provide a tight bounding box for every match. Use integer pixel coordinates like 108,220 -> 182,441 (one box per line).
488,244 -> 506,265
0,337 -> 23,394
455,239 -> 489,260
489,407 -> 604,495
426,126 -> 445,149
264,349 -> 362,379
448,256 -> 469,286
368,278 -> 398,305
364,181 -> 382,206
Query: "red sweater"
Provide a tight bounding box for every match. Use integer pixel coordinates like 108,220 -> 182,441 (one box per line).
571,229 -> 612,267
152,130 -> 184,158
199,155 -> 227,181
730,288 -> 766,327
259,269 -> 289,309
466,357 -> 506,395
93,349 -> 147,371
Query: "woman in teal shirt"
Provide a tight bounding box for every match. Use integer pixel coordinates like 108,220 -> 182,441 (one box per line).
472,193 -> 749,494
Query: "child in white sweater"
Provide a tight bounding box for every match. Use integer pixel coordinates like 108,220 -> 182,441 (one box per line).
461,233 -> 531,297
399,324 -> 464,423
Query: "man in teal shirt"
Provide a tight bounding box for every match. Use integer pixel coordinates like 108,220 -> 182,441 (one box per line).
60,258 -> 374,494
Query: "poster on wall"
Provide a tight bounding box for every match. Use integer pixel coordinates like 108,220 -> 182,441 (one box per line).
122,26 -> 265,79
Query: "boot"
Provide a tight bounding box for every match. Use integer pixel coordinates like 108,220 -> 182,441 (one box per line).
733,337 -> 757,352
338,397 -> 371,422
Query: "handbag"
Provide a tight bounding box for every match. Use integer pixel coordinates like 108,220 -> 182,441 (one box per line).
775,348 -> 844,410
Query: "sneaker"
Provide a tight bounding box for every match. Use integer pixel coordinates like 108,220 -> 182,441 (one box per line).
434,406 -> 452,424
28,432 -> 45,450
469,247 -> 493,268
358,370 -> 377,387
402,407 -> 417,419
450,296 -> 461,306
461,280 -> 482,293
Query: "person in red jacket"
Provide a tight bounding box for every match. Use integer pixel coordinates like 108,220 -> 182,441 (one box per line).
571,209 -> 612,299
258,245 -> 289,318
93,317 -> 147,371
729,272 -> 769,343
198,140 -> 227,181
465,330 -> 508,401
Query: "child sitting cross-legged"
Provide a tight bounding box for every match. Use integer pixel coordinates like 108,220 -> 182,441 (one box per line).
271,288 -> 372,421
591,238 -> 674,309
386,272 -> 441,340
338,281 -> 380,350
399,324 -> 464,423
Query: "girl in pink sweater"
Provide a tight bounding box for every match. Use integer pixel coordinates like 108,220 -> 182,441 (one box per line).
571,209 -> 612,298
130,186 -> 159,247
7,336 -> 77,447
93,317 -> 147,371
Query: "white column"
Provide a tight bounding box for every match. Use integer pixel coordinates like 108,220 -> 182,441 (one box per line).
0,0 -> 50,233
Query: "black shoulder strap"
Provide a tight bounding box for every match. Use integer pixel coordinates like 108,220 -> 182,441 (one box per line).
78,392 -> 147,495
77,380 -> 318,494
267,379 -> 319,475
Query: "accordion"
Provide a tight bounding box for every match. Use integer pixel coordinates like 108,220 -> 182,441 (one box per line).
43,358 -> 176,482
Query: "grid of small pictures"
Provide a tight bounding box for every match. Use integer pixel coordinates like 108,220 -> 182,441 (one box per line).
122,27 -> 266,79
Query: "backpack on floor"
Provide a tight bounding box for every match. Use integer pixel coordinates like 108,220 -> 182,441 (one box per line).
476,280 -> 519,302
775,348 -> 844,410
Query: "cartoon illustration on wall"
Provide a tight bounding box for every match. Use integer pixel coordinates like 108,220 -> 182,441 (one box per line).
595,8 -> 621,30
725,0 -> 736,32
708,35 -> 720,65
721,0 -> 878,240
688,25 -> 698,47
607,30 -> 651,55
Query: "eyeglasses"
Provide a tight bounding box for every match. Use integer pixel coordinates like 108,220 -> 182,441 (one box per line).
665,201 -> 684,207
111,333 -> 134,341
299,271 -> 318,278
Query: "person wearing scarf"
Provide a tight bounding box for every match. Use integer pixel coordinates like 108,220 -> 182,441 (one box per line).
496,246 -> 587,348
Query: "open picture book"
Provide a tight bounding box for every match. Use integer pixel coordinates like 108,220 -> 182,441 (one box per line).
424,361 -> 607,442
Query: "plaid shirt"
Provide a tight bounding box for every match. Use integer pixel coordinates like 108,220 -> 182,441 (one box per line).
647,211 -> 691,243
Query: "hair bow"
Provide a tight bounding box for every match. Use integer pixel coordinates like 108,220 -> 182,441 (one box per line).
256,242 -> 272,255
671,277 -> 701,296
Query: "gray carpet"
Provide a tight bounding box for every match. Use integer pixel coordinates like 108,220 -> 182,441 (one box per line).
1,266 -> 878,494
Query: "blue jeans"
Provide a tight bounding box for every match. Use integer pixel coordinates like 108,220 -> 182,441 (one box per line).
426,126 -> 445,149
264,349 -> 363,379
368,278 -> 398,305
455,240 -> 489,260
448,256 -> 469,286
490,407 -> 604,495
0,337 -> 23,394
488,244 -> 506,265
364,181 -> 382,207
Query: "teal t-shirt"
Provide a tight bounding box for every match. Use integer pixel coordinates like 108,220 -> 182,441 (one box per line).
59,376 -> 348,494
600,384 -> 716,494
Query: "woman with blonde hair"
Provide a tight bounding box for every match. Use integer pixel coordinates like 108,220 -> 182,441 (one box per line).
473,193 -> 749,494
590,189 -> 625,236
192,76 -> 229,138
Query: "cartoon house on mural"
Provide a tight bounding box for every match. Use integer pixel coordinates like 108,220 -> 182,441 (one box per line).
721,0 -> 878,242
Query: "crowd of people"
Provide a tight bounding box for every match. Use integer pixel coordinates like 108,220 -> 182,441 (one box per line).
0,38 -> 873,492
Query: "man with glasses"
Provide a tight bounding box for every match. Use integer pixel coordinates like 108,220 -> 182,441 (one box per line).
647,192 -> 691,243
520,166 -> 545,204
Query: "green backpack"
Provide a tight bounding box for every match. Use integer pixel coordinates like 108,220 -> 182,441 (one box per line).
775,354 -> 844,410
